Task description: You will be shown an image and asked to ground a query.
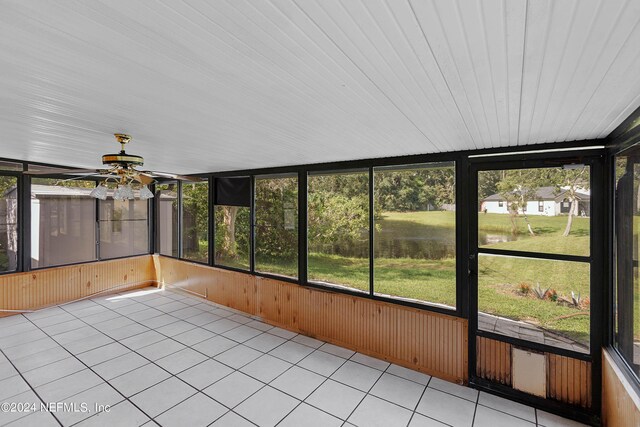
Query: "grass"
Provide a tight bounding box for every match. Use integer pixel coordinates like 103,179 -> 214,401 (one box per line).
478,212 -> 590,256
215,211 -> 595,347
478,255 -> 590,344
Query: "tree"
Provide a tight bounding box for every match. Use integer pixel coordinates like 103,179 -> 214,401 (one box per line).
478,170 -> 501,203
496,169 -> 545,236
546,166 -> 590,237
182,182 -> 209,260
374,167 -> 454,212
308,173 -> 370,253
255,177 -> 298,261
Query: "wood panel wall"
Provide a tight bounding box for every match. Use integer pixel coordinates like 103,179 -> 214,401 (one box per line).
156,257 -> 468,383
476,336 -> 592,409
476,336 -> 512,385
0,255 -> 156,316
602,349 -> 640,427
547,354 -> 592,409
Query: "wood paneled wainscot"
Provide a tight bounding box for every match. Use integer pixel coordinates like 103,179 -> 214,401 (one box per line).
476,336 -> 592,409
602,348 -> 640,427
155,256 -> 468,384
0,255 -> 156,316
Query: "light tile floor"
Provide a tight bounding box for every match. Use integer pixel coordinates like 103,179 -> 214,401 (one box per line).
0,287 -> 588,427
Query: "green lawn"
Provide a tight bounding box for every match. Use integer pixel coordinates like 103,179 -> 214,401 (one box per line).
222,211 -> 594,347
479,212 -> 590,256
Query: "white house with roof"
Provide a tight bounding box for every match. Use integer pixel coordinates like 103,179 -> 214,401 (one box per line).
480,186 -> 590,216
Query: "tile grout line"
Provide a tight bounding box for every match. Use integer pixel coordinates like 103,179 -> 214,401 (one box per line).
4,288 -> 555,427
55,302 -> 225,424
52,302 -> 211,425
9,289 -> 430,426
271,341 -> 356,426
471,386 -> 481,427
114,288 -> 463,426
60,290 -> 323,424
406,375 -> 435,427
18,313 -> 159,427
0,343 -> 63,427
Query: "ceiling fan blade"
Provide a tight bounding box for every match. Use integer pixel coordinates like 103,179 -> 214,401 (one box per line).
145,171 -> 204,182
133,173 -> 155,185
24,168 -> 101,176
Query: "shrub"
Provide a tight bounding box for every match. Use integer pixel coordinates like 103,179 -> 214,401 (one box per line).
518,282 -> 531,295
533,282 -> 550,300
545,289 -> 558,302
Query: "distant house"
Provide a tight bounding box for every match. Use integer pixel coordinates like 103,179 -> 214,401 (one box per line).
481,186 -> 590,216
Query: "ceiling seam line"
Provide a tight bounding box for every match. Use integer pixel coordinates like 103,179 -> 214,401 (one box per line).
290,0 -> 439,152
452,0 -> 498,148
536,0 -> 580,142
159,0 -> 377,141
515,0 -> 529,146
523,0 -> 555,145
382,0 -> 469,144
229,0 -> 404,143
407,0 -> 481,149
349,0 -> 452,145
546,0 -> 605,139
477,0 -> 504,147
599,91 -> 640,139
591,47 -> 640,137
565,0 -> 640,139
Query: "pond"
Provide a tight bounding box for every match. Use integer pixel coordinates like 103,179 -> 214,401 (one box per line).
309,218 -> 514,259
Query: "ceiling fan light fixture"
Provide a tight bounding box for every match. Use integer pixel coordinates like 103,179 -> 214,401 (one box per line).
89,184 -> 108,200
113,184 -> 134,201
139,185 -> 154,200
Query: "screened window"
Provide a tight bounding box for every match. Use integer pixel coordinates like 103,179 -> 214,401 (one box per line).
0,176 -> 18,272
308,170 -> 369,293
373,162 -> 456,308
614,148 -> 640,376
255,174 -> 298,278
182,181 -> 209,263
156,182 -> 178,257
477,166 -> 591,353
215,177 -> 250,270
99,196 -> 149,259
31,179 -> 97,268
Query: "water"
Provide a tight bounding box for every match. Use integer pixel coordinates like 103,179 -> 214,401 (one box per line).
309,218 -> 515,260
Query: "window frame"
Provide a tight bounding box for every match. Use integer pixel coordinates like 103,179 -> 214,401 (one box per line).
253,173 -> 300,280
29,177 -> 99,269
370,161 -> 457,311
0,173 -> 20,274
610,141 -> 640,392
179,178 -> 210,265
208,152 -> 468,318
212,176 -> 253,272
469,153 -> 604,362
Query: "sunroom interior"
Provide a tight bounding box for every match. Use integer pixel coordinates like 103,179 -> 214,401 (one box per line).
1,1 -> 640,426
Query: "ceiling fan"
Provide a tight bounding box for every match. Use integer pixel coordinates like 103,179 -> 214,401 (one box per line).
25,134 -> 201,200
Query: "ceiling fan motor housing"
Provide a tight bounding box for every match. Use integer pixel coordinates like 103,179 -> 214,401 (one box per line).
102,152 -> 144,167
103,133 -> 144,167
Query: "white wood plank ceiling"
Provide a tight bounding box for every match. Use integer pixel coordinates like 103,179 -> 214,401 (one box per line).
1,0 -> 639,174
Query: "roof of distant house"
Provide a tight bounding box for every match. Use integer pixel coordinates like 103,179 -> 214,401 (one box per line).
483,186 -> 590,202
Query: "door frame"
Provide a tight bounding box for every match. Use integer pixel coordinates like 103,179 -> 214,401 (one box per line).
466,151 -> 605,422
